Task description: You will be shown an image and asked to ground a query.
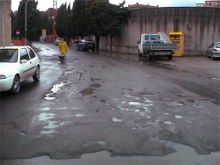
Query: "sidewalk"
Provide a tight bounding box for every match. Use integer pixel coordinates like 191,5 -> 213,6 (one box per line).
101,51 -> 220,79
158,56 -> 220,78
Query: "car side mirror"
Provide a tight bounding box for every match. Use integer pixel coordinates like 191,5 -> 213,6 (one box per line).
21,59 -> 28,64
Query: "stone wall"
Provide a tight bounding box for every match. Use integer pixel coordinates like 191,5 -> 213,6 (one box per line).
100,7 -> 220,56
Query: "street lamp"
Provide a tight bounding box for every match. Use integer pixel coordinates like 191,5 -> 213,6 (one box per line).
25,0 -> 30,45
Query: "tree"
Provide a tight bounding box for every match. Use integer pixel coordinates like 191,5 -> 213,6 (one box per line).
71,0 -> 88,38
16,0 -> 41,41
55,3 -> 72,41
86,0 -> 129,52
40,11 -> 53,36
11,11 -> 19,39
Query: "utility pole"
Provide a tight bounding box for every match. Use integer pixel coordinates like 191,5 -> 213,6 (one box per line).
53,0 -> 57,9
25,0 -> 30,45
52,0 -> 57,35
0,1 -> 6,47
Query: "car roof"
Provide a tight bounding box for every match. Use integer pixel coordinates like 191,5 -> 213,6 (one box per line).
0,45 -> 31,50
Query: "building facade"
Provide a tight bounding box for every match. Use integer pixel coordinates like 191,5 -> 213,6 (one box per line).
128,3 -> 158,10
100,7 -> 220,56
196,0 -> 220,8
0,0 -> 11,47
205,0 -> 220,7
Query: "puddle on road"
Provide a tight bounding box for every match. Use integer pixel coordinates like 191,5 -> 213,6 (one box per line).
51,82 -> 66,93
163,121 -> 174,125
38,112 -> 60,135
166,101 -> 184,106
35,45 -> 58,57
40,129 -> 58,135
175,115 -> 183,119
211,77 -> 220,81
40,107 -> 51,111
38,111 -> 84,135
114,96 -> 154,117
41,61 -> 54,65
44,82 -> 68,101
43,121 -> 59,129
44,93 -> 56,101
128,102 -> 142,106
64,70 -> 76,76
3,143 -> 220,164
193,104 -> 202,108
38,112 -> 55,121
112,117 -> 123,123
74,113 -> 85,117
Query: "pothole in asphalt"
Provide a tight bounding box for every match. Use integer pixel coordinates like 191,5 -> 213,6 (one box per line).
79,83 -> 102,96
79,87 -> 94,96
91,77 -> 102,82
91,83 -> 101,88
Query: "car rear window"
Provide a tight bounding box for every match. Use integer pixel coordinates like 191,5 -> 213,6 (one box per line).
0,49 -> 18,63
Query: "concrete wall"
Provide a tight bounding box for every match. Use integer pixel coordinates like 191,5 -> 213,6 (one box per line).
0,0 -> 11,47
100,7 -> 220,56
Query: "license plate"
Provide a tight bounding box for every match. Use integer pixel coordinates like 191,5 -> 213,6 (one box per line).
155,52 -> 171,55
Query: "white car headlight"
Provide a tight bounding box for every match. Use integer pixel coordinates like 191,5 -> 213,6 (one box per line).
0,75 -> 6,79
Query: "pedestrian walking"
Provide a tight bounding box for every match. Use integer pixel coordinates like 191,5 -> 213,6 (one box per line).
58,37 -> 68,63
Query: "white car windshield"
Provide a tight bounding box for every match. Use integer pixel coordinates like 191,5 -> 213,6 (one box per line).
216,43 -> 220,48
0,49 -> 18,63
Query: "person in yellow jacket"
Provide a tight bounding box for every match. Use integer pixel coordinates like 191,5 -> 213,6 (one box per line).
58,38 -> 68,63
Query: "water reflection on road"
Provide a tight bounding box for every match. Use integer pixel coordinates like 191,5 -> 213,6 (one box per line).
2,143 -> 220,165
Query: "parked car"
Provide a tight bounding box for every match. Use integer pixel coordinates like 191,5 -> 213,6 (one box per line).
0,46 -> 40,94
137,32 -> 177,61
206,42 -> 220,60
77,39 -> 95,52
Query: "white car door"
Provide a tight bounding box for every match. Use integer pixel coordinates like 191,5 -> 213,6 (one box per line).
27,47 -> 38,76
19,48 -> 32,80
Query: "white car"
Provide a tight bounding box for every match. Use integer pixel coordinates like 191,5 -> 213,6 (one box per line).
0,46 -> 40,94
206,42 -> 220,60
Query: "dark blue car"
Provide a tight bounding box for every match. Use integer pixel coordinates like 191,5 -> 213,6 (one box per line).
77,39 -> 95,52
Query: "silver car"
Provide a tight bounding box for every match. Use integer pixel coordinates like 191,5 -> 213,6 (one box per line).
0,46 -> 40,94
206,42 -> 220,60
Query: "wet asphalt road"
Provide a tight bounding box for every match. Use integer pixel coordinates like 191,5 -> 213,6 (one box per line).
0,43 -> 220,164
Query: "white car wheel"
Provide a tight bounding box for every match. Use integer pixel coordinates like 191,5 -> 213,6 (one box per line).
33,66 -> 40,81
11,75 -> 21,94
211,53 -> 215,60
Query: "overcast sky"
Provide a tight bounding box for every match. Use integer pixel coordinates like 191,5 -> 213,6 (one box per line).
11,0 -> 203,11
